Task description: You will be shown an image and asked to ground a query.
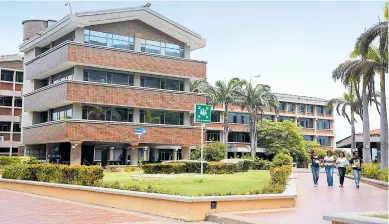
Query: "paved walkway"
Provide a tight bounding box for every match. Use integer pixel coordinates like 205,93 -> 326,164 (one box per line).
0,189 -> 213,224
213,173 -> 388,223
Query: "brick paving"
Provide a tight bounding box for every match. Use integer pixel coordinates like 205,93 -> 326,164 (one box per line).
0,189 -> 212,224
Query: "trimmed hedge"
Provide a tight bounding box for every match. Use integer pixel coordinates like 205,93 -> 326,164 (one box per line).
2,163 -> 104,186
221,159 -> 254,172
143,163 -> 186,174
162,160 -> 207,173
0,156 -> 38,166
253,159 -> 274,170
206,162 -> 236,174
269,165 -> 291,185
272,153 -> 293,167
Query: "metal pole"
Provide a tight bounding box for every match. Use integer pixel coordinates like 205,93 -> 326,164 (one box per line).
201,123 -> 204,175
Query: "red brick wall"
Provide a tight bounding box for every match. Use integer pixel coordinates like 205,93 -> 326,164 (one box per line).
15,84 -> 22,91
86,20 -> 183,46
0,133 -> 11,141
67,82 -> 206,111
301,128 -> 316,134
23,122 -> 68,144
316,129 -> 334,135
0,61 -> 23,70
0,108 -> 12,116
68,44 -> 206,79
0,83 -> 13,91
12,134 -> 21,141
14,109 -> 22,116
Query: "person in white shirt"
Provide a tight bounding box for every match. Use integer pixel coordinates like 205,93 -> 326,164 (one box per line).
324,150 -> 335,187
336,151 -> 349,187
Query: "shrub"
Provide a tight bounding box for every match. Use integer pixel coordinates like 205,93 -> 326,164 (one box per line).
104,166 -> 120,172
241,154 -> 252,159
143,163 -> 186,174
221,159 -> 245,171
346,165 -> 352,175
124,166 -> 137,172
206,162 -> 236,174
2,164 -> 104,186
361,163 -> 389,182
190,142 -> 227,162
260,182 -> 286,194
378,168 -> 388,182
242,159 -> 254,171
273,153 -> 293,167
0,156 -> 38,166
269,165 -> 291,185
163,160 -> 208,173
253,158 -> 274,170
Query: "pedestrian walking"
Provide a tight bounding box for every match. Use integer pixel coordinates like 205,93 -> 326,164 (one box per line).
349,151 -> 363,189
310,150 -> 320,187
336,151 -> 348,187
324,150 -> 335,187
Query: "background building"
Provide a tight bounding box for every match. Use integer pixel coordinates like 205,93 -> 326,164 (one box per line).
20,6 -> 207,165
208,93 -> 335,158
0,54 -> 23,156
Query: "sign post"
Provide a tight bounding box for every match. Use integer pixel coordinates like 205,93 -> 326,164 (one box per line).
194,104 -> 211,175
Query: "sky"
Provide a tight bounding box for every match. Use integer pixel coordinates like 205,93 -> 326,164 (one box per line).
0,1 -> 387,142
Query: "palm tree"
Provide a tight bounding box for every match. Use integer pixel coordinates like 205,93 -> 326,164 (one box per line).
235,81 -> 279,158
355,15 -> 388,168
327,86 -> 362,152
195,78 -> 242,157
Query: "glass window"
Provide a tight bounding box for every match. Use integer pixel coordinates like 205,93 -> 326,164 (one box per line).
140,75 -> 184,91
325,107 -> 332,115
94,148 -> 102,161
16,72 -> 23,83
82,105 -> 133,122
299,104 -> 305,113
0,122 -> 11,131
1,70 -> 13,82
317,120 -> 331,130
0,97 -> 12,106
14,98 -> 22,107
287,103 -> 295,112
317,106 -> 324,114
84,69 -> 133,86
211,111 -> 221,122
84,29 -> 134,50
228,112 -> 249,124
140,109 -> 183,125
159,149 -> 173,161
141,39 -> 184,58
50,105 -> 72,121
41,111 -> 48,123
279,103 -> 285,111
228,132 -> 250,143
52,68 -> 74,84
278,116 -> 294,122
298,118 -> 313,128
207,130 -> 220,141
13,123 -> 21,132
307,105 -> 314,113
304,135 -> 314,141
141,76 -> 160,89
317,136 -> 331,146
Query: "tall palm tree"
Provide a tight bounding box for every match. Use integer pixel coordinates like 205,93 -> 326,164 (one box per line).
355,17 -> 388,168
235,81 -> 279,158
195,78 -> 242,157
327,86 -> 363,152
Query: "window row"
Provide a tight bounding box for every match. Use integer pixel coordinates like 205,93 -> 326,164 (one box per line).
140,110 -> 184,125
1,70 -> 23,83
304,135 -> 332,146
0,122 -> 21,132
141,76 -> 184,91
206,131 -> 250,143
82,105 -> 134,122
84,29 -> 135,50
0,97 -> 22,107
278,103 -> 331,115
141,39 -> 184,58
228,112 -> 249,124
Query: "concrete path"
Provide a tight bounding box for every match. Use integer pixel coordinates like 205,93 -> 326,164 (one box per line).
0,189 -> 214,224
209,173 -> 388,224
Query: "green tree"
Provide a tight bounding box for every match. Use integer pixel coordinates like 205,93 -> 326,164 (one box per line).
257,119 -> 307,164
190,142 -> 227,161
235,81 -> 279,158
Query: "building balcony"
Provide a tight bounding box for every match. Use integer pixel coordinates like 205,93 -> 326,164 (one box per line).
24,41 -> 207,80
24,81 -> 206,112
23,120 -> 203,145
0,132 -> 22,148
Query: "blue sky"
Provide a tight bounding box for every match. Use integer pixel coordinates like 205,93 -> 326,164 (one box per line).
0,1 -> 387,141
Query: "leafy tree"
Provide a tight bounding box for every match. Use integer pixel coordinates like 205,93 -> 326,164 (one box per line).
257,119 -> 308,164
235,81 -> 279,158
190,142 -> 227,162
273,153 -> 293,167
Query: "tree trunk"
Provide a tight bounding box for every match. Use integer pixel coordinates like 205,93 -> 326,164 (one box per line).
350,85 -> 357,151
250,112 -> 257,159
380,69 -> 388,169
223,103 -> 229,159
362,85 -> 372,164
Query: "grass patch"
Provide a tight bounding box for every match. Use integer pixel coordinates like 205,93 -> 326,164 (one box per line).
103,170 -> 270,196
363,214 -> 389,219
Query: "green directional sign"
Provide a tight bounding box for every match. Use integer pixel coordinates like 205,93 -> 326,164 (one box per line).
194,104 -> 211,123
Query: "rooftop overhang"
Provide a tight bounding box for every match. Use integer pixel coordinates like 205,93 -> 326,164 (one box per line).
19,7 -> 206,52
336,135 -> 380,148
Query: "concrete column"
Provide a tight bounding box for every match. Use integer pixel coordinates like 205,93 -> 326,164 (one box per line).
124,144 -> 129,165
314,118 -> 318,134
273,116 -> 278,122
134,72 -> 141,86
143,148 -> 148,161
313,105 -> 317,117
184,78 -> 190,92
133,108 -> 140,123
73,66 -> 84,81
73,103 -> 83,119
184,112 -> 190,126
74,28 -> 84,43
130,144 -> 139,165
70,141 -> 82,166
109,148 -> 114,161
294,104 -> 298,115
182,145 -> 190,160
234,152 -> 237,158
134,37 -> 142,52
184,45 -> 190,59
172,148 -> 177,161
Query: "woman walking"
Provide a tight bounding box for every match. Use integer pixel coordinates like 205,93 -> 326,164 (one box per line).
310,150 -> 320,187
336,151 -> 349,187
350,151 -> 363,188
324,150 -> 335,187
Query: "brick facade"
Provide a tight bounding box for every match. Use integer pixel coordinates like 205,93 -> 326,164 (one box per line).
0,108 -> 12,116
68,44 -> 206,79
301,128 -> 316,134
23,121 -> 203,145
0,83 -> 13,91
316,129 -> 334,135
86,20 -> 183,46
0,61 -> 23,70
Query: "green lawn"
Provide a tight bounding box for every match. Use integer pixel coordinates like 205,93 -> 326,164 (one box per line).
364,214 -> 389,219
103,170 -> 270,196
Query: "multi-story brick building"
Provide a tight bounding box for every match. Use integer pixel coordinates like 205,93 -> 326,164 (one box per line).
19,6 -> 207,165
208,93 -> 335,158
0,54 -> 23,156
